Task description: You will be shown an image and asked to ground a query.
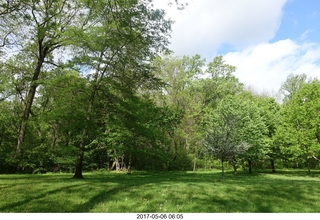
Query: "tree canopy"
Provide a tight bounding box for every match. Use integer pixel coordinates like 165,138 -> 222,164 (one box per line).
0,1 -> 319,177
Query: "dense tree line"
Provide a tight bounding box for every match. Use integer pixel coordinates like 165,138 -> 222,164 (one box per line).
0,0 -> 319,177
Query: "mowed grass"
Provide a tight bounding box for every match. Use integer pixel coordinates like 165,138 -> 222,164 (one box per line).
0,170 -> 320,213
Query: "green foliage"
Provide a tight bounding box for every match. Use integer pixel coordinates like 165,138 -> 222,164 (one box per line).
203,96 -> 252,161
275,79 -> 320,168
0,0 -> 318,176
279,73 -> 309,104
203,90 -> 281,176
203,95 -> 270,177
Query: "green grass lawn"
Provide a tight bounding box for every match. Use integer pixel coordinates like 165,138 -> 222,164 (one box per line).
0,169 -> 320,213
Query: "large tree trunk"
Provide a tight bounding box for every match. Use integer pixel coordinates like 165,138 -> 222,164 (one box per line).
73,85 -> 96,178
73,129 -> 86,178
72,52 -> 103,178
270,159 -> 276,173
73,127 -> 87,178
73,75 -> 99,178
110,158 -> 121,171
16,53 -> 46,154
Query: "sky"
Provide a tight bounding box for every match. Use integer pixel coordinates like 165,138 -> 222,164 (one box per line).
152,0 -> 320,95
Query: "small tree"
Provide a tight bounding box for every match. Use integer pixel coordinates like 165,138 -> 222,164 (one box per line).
204,133 -> 250,180
203,96 -> 252,180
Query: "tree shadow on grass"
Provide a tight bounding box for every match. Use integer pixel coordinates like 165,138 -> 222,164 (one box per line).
0,171 -> 319,212
0,182 -> 89,212
71,171 -> 319,213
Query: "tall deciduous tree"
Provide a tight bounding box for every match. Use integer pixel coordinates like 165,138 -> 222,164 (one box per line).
151,55 -> 244,171
255,96 -> 281,173
0,0 -> 81,156
276,79 -> 320,171
67,0 -> 173,178
192,56 -> 243,171
151,54 -> 206,170
234,92 -> 275,174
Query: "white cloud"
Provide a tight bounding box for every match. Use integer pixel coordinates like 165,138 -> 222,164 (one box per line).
224,40 -> 320,93
153,0 -> 287,58
152,0 -> 320,95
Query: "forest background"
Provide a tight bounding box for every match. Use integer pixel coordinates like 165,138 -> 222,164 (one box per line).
0,0 -> 319,179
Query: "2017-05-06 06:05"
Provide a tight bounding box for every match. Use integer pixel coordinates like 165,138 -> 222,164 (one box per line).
137,214 -> 184,219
